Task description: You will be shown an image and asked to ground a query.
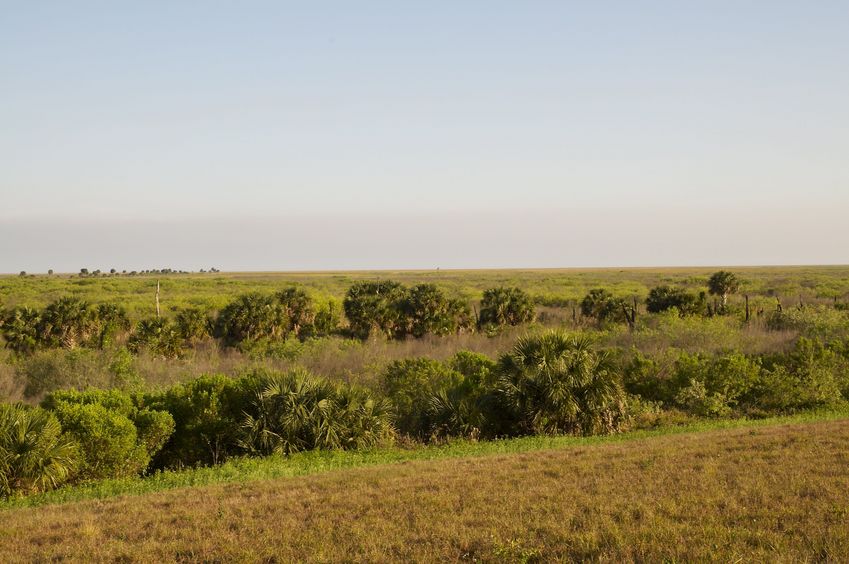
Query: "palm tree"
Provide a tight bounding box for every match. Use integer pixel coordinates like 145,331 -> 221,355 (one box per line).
497,331 -> 625,436
708,271 -> 740,308
0,403 -> 79,496
275,288 -> 316,338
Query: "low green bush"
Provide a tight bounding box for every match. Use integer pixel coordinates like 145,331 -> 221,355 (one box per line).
42,389 -> 174,480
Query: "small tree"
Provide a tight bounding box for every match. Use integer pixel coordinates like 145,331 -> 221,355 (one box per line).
708,271 -> 740,308
645,285 -> 705,316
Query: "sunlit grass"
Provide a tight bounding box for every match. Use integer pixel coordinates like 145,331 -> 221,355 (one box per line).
4,406 -> 847,510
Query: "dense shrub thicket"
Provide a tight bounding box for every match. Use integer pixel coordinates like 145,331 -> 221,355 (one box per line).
2,326 -> 849,498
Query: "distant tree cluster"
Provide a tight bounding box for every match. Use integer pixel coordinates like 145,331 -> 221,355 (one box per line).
580,270 -> 743,324
0,298 -> 131,355
343,281 -> 474,340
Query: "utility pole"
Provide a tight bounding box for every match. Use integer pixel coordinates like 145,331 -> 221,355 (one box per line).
156,280 -> 161,319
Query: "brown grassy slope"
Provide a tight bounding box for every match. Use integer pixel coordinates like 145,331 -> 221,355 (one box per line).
3,420 -> 849,562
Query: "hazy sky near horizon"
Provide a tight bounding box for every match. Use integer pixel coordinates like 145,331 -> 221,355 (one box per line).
2,2 -> 848,272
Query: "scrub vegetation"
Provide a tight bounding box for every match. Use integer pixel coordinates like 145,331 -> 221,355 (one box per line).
1,266 -> 848,560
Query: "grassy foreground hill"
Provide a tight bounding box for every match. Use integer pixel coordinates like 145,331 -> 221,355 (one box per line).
2,416 -> 848,562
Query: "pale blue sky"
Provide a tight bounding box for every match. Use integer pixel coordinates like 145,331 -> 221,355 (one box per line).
2,2 -> 848,271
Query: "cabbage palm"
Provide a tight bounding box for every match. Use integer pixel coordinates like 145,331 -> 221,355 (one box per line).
0,403 -> 79,496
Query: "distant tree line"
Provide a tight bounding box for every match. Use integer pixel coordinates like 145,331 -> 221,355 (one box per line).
0,282 -> 538,358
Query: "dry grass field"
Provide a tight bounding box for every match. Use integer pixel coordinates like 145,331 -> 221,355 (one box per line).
2,417 -> 848,562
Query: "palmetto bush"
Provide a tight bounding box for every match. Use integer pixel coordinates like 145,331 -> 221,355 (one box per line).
496,331 -> 626,436
2,307 -> 41,355
240,369 -> 393,456
0,403 -> 78,497
128,318 -> 185,359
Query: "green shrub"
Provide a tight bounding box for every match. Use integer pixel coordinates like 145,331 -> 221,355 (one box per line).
756,338 -> 848,411
478,287 -> 536,328
672,352 -> 761,413
174,307 -> 211,344
621,350 -> 678,405
580,289 -> 626,323
646,286 -> 706,316
400,284 -> 472,337
2,307 -> 41,355
343,281 -> 407,339
0,403 -> 78,496
382,358 -> 464,438
128,318 -> 185,359
42,389 -> 174,480
240,369 -> 393,455
146,374 -> 256,467
275,288 -> 317,339
496,332 -> 626,436
214,293 -> 289,346
674,380 -> 732,418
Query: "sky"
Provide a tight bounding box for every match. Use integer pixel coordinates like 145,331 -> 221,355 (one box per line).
1,1 -> 848,272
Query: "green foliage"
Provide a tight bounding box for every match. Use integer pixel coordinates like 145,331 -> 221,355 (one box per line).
401,284 -> 468,337
645,285 -> 706,316
128,318 -> 185,359
478,287 -> 536,328
496,332 -> 626,435
146,374 -> 255,467
240,369 -> 393,455
343,280 -> 408,339
214,293 -> 289,346
0,403 -> 78,496
707,270 -> 741,307
42,389 -> 174,480
38,298 -> 99,349
313,298 -> 342,336
672,352 -> 761,413
93,303 -> 131,348
174,307 -> 211,344
2,307 -> 41,355
756,338 -> 849,412
382,358 -> 464,438
275,287 -> 316,339
674,380 -> 732,418
580,289 -> 626,323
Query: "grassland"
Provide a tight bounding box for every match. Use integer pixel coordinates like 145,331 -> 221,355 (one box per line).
2,414 -> 848,562
4,265 -> 849,316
